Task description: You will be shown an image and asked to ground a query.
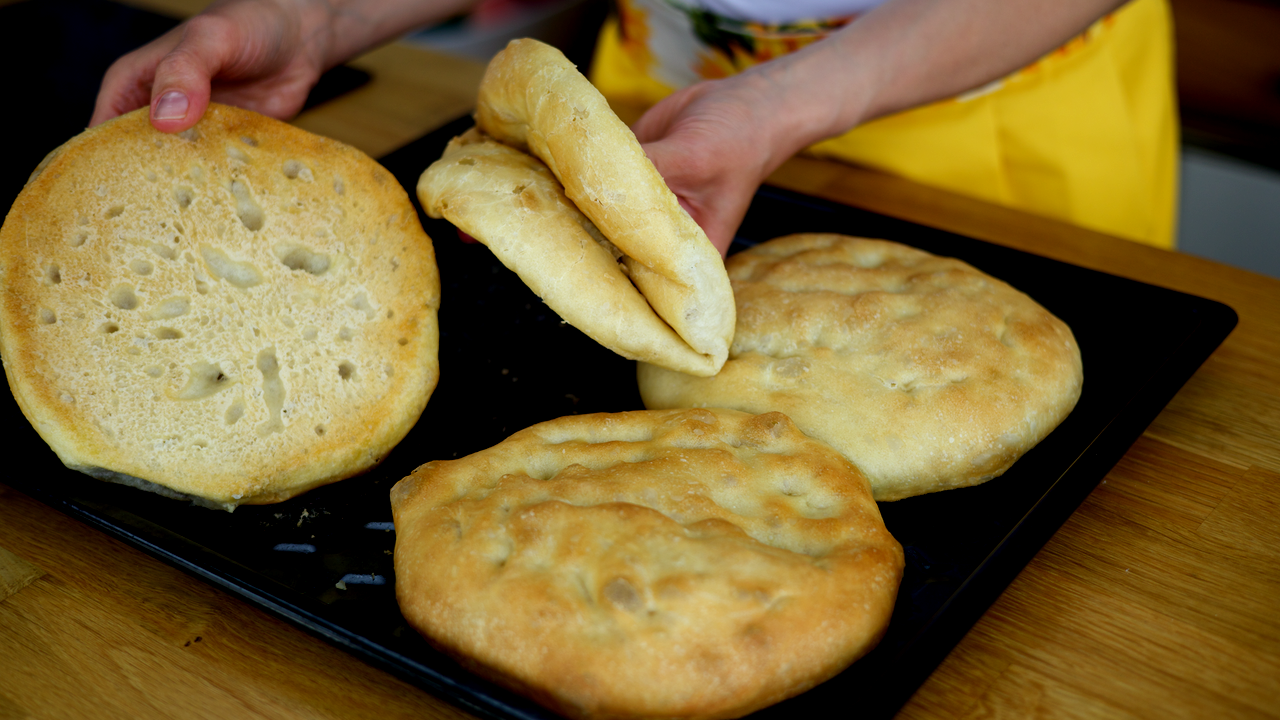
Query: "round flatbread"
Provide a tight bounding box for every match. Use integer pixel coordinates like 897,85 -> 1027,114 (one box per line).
638,234 -> 1083,501
391,408 -> 903,720
0,104 -> 441,510
470,38 -> 734,373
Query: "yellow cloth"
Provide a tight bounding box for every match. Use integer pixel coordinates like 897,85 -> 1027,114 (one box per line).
590,0 -> 1178,248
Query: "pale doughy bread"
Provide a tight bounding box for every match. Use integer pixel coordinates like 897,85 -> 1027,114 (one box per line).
391,408 -> 903,720
473,38 -> 734,371
638,234 -> 1083,501
418,128 -> 721,375
0,104 -> 441,510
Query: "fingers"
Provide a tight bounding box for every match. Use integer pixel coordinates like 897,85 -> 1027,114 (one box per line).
88,17 -> 227,132
90,7 -> 308,134
635,75 -> 814,257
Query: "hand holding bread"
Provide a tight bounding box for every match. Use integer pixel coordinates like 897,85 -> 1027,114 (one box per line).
89,0 -> 474,134
421,39 -> 736,377
419,128 -> 729,375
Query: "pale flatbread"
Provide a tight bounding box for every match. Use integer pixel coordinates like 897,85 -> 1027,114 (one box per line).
392,408 -> 903,719
0,104 -> 441,509
639,234 -> 1084,501
418,128 -> 721,375
470,38 -> 735,374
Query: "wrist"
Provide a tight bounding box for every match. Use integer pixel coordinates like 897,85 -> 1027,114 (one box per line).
315,0 -> 482,68
737,39 -> 877,172
289,0 -> 342,71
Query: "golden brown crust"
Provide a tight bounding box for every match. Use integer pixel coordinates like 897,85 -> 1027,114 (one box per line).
638,234 -> 1084,501
0,104 -> 441,509
391,408 -> 903,720
473,38 -> 734,371
418,129 -> 722,375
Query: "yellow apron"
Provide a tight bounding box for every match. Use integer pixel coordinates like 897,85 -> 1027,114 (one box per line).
590,0 -> 1178,248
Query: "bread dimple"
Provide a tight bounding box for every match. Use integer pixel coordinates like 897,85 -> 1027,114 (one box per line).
473,39 -> 734,371
392,408 -> 903,720
638,234 -> 1083,501
418,128 -> 724,376
0,104 -> 441,509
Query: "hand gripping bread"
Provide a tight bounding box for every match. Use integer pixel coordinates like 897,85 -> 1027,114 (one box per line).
391,408 -> 903,720
419,128 -> 720,375
0,104 -> 441,510
470,38 -> 734,373
638,234 -> 1083,501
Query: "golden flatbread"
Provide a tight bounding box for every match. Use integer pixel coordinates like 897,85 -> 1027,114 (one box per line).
392,408 -> 903,719
639,234 -> 1083,501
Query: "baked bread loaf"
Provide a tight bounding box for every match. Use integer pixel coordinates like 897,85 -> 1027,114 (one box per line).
471,38 -> 734,373
0,104 -> 441,510
638,234 -> 1083,501
419,128 -> 721,375
392,408 -> 903,720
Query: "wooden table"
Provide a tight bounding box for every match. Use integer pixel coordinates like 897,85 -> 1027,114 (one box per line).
3,34 -> 1279,720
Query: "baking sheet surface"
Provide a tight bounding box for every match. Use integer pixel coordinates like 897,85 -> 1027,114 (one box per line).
3,115 -> 1238,719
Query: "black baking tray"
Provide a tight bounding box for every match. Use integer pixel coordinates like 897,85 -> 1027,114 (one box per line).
3,113 -> 1238,719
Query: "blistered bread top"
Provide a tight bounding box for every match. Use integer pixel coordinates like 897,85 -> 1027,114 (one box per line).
639,234 -> 1083,501
392,408 -> 903,720
0,104 -> 441,509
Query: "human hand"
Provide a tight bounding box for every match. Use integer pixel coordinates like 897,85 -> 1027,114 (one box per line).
633,79 -> 773,257
633,65 -> 830,257
90,0 -> 329,133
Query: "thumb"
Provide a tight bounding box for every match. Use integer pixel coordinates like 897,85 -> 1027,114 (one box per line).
147,17 -> 238,133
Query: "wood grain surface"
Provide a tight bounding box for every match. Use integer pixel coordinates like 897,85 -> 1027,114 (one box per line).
2,10 -> 1279,720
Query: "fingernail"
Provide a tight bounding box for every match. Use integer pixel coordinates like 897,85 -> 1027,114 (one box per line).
153,91 -> 189,120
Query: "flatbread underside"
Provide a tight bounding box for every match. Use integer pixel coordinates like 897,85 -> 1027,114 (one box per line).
0,104 -> 441,508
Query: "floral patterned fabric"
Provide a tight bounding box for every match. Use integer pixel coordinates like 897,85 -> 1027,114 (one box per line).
590,0 -> 1179,248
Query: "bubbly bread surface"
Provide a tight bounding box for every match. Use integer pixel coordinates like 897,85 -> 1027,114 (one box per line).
419,128 -> 721,375
392,408 -> 903,720
0,104 -> 441,509
638,234 -> 1083,501
472,38 -> 734,372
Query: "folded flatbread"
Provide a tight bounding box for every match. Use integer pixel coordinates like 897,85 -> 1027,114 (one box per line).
420,38 -> 734,376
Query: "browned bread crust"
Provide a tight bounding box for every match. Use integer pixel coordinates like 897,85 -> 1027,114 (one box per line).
472,39 -> 734,372
0,104 -> 441,509
639,234 -> 1084,501
392,408 -> 903,720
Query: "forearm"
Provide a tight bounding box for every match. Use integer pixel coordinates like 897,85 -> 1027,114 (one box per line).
182,0 -> 475,75
747,0 -> 1130,157
303,0 -> 480,68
